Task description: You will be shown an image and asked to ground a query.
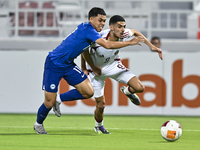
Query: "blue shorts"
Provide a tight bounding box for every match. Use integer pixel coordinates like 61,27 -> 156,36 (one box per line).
42,55 -> 87,92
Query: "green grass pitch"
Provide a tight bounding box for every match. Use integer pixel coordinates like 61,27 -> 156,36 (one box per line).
0,114 -> 199,150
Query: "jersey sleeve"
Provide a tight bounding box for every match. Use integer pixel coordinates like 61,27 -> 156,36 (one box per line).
85,27 -> 102,43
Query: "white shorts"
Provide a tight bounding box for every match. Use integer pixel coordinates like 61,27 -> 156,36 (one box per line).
87,60 -> 135,98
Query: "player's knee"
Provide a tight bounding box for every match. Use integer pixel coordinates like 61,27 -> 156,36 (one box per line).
80,86 -> 94,98
138,85 -> 145,93
44,91 -> 56,108
44,97 -> 55,108
83,90 -> 94,99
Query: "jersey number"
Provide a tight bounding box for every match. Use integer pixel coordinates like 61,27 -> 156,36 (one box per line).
117,64 -> 126,70
73,66 -> 82,74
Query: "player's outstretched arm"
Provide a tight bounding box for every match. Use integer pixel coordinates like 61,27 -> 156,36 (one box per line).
95,36 -> 144,49
82,50 -> 101,76
131,29 -> 163,60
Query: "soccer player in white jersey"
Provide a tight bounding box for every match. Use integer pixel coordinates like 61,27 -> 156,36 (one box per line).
82,15 -> 162,134
53,15 -> 162,134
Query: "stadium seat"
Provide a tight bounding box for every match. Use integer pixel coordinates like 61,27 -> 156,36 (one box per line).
37,1 -> 59,36
55,1 -> 81,25
12,1 -> 38,35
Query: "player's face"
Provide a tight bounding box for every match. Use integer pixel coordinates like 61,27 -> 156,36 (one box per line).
151,39 -> 161,48
110,22 -> 126,39
90,14 -> 106,32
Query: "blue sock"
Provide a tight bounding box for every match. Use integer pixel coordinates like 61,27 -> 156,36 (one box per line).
60,89 -> 85,101
36,103 -> 51,124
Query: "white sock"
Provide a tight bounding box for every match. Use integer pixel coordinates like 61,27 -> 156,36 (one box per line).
35,122 -> 42,126
124,86 -> 132,95
56,94 -> 62,103
95,120 -> 103,127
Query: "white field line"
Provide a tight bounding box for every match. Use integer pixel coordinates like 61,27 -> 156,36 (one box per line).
0,126 -> 199,132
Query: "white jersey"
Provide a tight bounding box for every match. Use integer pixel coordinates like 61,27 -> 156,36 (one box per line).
86,29 -> 135,98
88,29 -> 133,70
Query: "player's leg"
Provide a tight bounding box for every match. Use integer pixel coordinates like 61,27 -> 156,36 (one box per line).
74,78 -> 94,98
53,64 -> 94,117
34,55 -> 62,134
110,60 -> 144,105
121,76 -> 145,105
34,91 -> 56,134
94,96 -> 105,122
94,95 -> 110,134
127,76 -> 145,93
58,78 -> 93,101
89,73 -> 110,134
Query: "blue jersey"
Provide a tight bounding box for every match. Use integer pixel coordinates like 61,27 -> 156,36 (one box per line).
49,22 -> 101,67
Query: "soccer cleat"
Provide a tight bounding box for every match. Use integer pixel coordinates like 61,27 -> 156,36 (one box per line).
53,101 -> 61,117
94,126 -> 111,134
34,124 -> 48,134
120,86 -> 141,105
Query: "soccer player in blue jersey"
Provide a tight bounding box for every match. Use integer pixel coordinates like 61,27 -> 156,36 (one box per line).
34,7 -> 145,134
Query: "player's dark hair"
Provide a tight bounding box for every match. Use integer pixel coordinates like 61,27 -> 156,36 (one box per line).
151,36 -> 161,42
88,7 -> 106,20
109,15 -> 125,25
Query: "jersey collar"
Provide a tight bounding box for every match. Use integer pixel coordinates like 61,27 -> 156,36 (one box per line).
105,31 -> 111,40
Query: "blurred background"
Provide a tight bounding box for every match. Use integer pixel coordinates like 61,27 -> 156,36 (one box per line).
0,0 -> 200,116
0,0 -> 200,50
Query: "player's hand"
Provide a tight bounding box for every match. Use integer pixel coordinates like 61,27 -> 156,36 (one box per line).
92,67 -> 101,76
130,36 -> 145,46
82,69 -> 89,75
151,46 -> 163,60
